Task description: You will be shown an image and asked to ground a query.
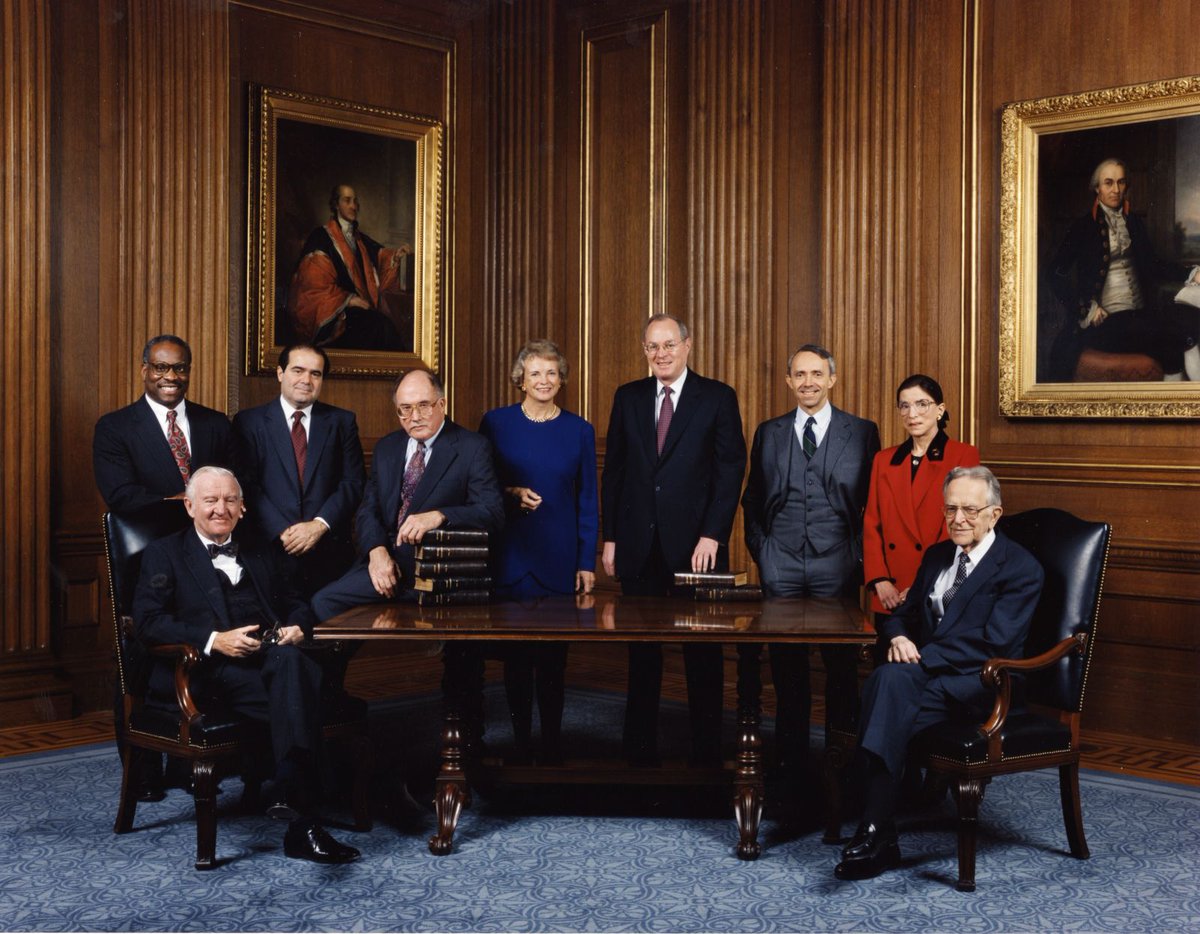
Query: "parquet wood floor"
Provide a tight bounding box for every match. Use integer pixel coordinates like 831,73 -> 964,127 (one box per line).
2,644 -> 1195,787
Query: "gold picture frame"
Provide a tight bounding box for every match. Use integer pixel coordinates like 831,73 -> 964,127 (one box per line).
247,85 -> 444,378
999,75 -> 1200,417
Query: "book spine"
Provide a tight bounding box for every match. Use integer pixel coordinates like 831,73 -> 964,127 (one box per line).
673,572 -> 739,586
414,577 -> 494,593
423,528 -> 490,544
414,560 -> 489,577
414,545 -> 490,560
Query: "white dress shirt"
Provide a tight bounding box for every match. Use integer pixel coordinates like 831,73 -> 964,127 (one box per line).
197,531 -> 241,656
930,528 -> 997,621
144,395 -> 191,451
793,401 -> 832,449
655,367 -> 689,422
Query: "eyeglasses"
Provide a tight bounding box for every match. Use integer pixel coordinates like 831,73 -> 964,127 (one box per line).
643,341 -> 683,355
397,400 -> 438,420
942,504 -> 994,520
147,362 -> 190,377
897,399 -> 936,414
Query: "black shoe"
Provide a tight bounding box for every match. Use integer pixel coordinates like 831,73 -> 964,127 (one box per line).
834,822 -> 900,881
283,819 -> 361,864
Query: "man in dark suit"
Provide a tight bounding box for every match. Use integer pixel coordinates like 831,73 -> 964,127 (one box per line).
835,466 -> 1043,880
93,335 -> 236,514
742,344 -> 881,776
233,343 -> 365,598
601,314 -> 746,765
311,369 -> 505,620
132,466 -> 361,864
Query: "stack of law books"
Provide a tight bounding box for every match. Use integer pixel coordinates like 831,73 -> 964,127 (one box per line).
672,570 -> 763,602
412,529 -> 492,606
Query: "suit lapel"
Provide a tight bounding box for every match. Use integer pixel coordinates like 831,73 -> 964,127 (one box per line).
135,398 -> 184,481
267,403 -> 303,493
303,403 -> 332,489
770,415 -> 794,498
938,536 -> 1004,633
821,406 -> 851,472
411,421 -> 459,512
181,531 -> 231,628
637,378 -> 659,465
240,550 -> 281,626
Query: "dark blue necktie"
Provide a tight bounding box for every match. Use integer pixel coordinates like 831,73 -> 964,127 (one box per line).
802,416 -> 817,458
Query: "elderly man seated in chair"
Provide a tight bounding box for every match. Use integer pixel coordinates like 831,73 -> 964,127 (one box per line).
132,465 -> 360,864
834,465 -> 1044,881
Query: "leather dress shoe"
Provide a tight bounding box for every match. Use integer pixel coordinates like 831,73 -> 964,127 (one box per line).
284,819 -> 361,864
834,821 -> 900,881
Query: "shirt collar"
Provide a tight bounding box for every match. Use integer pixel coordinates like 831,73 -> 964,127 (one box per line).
144,394 -> 186,423
795,401 -> 832,431
410,418 -> 447,451
195,530 -> 233,550
657,367 -> 688,398
337,216 -> 355,239
280,396 -> 313,421
957,527 -> 997,565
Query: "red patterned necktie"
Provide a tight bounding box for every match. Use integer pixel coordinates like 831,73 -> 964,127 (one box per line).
165,409 -> 191,482
656,386 -> 674,455
395,441 -> 427,543
290,410 -> 307,489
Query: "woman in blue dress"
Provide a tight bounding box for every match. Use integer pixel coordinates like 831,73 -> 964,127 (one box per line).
479,339 -> 598,763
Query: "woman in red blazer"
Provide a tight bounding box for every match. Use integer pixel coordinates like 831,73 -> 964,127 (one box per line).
863,374 -> 980,617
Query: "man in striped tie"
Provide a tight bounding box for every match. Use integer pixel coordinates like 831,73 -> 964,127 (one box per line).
834,466 -> 1044,881
741,344 -> 880,782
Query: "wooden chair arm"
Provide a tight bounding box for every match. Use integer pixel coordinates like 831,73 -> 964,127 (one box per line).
976,633 -> 1087,759
145,643 -> 205,737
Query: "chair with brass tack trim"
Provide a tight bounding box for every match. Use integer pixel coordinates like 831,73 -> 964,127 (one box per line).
103,503 -> 372,870
914,507 -> 1111,891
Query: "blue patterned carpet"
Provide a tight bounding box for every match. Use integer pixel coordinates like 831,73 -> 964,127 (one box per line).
2,688 -> 1198,932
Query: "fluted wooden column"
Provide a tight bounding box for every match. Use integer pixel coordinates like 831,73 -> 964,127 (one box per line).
116,0 -> 230,408
821,0 -> 918,435
485,0 -> 555,411
688,0 -> 775,565
1,0 -> 52,655
689,0 -> 774,396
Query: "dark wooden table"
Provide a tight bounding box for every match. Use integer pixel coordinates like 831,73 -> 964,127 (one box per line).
315,592 -> 873,859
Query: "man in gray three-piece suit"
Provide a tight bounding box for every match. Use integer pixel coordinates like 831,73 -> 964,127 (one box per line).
741,344 -> 881,775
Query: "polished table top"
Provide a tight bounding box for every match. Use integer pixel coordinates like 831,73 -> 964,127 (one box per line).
314,591 -> 874,643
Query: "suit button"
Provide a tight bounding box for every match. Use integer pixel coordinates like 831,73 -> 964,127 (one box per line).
887,543 -> 895,550
649,522 -> 656,530
655,485 -> 660,492
915,543 -> 922,551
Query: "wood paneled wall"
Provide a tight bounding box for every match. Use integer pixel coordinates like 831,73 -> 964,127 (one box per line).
1,0 -> 53,705
19,0 -> 1199,748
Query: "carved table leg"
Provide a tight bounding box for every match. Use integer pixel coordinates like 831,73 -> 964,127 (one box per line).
733,643 -> 765,860
429,645 -> 474,855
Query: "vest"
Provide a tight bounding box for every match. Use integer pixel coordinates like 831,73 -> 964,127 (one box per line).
216,568 -> 271,630
770,430 -> 850,556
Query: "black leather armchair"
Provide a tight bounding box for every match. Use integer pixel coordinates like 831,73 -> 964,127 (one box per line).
103,504 -> 371,869
916,507 -> 1111,891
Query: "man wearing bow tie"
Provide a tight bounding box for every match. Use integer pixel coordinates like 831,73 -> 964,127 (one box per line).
834,466 -> 1043,881
132,465 -> 360,863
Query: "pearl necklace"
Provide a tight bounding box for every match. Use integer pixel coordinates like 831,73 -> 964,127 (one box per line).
521,403 -> 559,423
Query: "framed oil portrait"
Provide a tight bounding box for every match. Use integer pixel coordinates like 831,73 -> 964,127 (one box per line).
999,75 -> 1200,417
247,85 -> 444,377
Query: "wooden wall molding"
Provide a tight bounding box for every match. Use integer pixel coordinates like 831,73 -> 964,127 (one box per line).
483,0 -> 556,412
2,0 -> 52,657
577,11 -> 670,425
820,0 -> 919,434
115,0 -> 230,411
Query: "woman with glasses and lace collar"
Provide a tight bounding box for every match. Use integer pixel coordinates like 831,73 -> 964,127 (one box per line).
863,375 -> 980,624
